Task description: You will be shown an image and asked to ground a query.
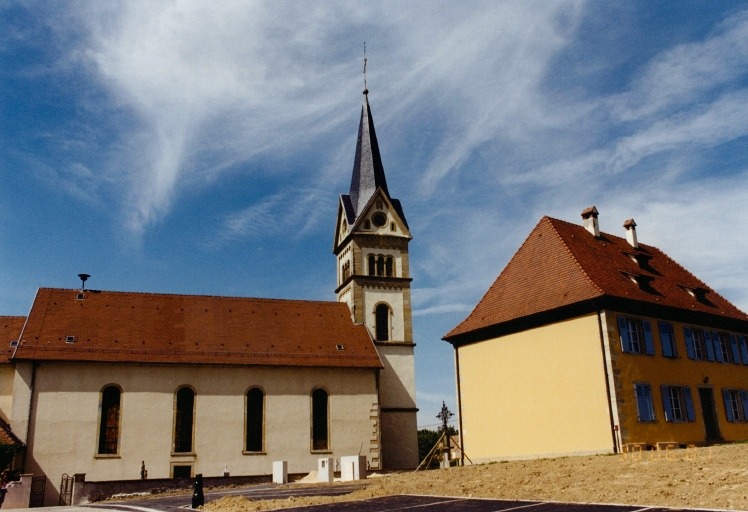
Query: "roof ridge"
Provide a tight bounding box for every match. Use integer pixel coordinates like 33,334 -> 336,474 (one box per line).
38,288 -> 340,306
544,217 -> 606,296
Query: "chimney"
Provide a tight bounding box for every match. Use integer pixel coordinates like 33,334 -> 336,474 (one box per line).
581,206 -> 600,237
623,219 -> 638,248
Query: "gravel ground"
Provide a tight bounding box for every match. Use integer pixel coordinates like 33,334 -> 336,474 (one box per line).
204,443 -> 748,511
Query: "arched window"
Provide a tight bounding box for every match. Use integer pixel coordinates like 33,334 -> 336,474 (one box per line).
174,387 -> 195,453
368,254 -> 375,276
311,388 -> 329,451
385,256 -> 393,277
246,387 -> 264,452
377,255 -> 385,276
375,303 -> 391,341
98,385 -> 121,454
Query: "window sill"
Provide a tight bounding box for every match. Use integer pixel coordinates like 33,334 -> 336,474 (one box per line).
170,452 -> 197,457
94,454 -> 121,459
311,450 -> 332,454
242,451 -> 266,456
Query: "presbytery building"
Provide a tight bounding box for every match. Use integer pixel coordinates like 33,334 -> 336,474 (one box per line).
444,207 -> 748,463
0,90 -> 418,505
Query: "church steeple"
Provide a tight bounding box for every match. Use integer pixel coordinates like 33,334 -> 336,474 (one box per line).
332,86 -> 418,471
348,91 -> 389,218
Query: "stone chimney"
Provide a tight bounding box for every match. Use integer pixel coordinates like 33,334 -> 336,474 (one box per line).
581,206 -> 600,237
623,219 -> 638,248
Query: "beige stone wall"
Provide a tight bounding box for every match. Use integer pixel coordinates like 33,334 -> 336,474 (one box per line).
457,314 -> 614,462
19,362 -> 378,505
0,364 -> 16,423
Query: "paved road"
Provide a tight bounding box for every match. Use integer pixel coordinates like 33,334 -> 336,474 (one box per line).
88,481 -> 367,512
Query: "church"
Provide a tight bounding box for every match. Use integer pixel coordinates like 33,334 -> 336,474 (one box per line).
0,89 -> 418,505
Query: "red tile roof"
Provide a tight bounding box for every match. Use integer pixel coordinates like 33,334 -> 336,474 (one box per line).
0,419 -> 23,447
0,317 -> 25,364
13,289 -> 382,369
445,216 -> 748,342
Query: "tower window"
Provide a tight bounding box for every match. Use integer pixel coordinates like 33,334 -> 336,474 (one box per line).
375,303 -> 391,341
385,256 -> 393,277
368,255 -> 376,276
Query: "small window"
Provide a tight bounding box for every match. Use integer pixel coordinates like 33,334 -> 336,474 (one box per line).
722,389 -> 748,422
66,336 -> 76,343
174,387 -> 195,453
172,465 -> 192,479
661,385 -> 695,422
368,255 -> 376,276
684,327 -> 716,361
634,383 -> 655,422
246,388 -> 264,452
98,386 -> 121,454
311,388 -> 329,451
617,316 -> 654,355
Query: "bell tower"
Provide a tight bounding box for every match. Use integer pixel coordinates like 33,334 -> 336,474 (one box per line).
333,89 -> 418,470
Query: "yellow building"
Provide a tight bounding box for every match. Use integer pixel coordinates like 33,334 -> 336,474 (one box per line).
444,207 -> 748,463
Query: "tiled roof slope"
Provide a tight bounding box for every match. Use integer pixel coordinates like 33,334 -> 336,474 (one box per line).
0,316 -> 25,364
13,289 -> 382,369
445,216 -> 748,342
0,418 -> 23,447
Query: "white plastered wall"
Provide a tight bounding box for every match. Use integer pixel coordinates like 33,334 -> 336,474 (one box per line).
19,362 -> 378,505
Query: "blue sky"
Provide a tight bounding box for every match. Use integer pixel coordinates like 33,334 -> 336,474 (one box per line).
1,1 -> 747,430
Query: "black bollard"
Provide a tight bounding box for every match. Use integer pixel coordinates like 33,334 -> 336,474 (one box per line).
191,473 -> 204,509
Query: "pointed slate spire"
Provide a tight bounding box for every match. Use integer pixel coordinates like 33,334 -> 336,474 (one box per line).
348,90 -> 389,217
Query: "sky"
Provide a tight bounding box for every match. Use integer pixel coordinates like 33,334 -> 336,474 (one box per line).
1,1 -> 748,431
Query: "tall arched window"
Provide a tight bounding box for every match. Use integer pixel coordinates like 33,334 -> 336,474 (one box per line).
98,385 -> 121,454
174,387 -> 195,453
375,303 -> 391,341
368,254 -> 375,276
311,388 -> 329,451
246,387 -> 264,452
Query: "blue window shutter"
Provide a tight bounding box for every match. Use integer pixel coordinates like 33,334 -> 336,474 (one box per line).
658,322 -> 674,357
618,316 -> 631,353
684,387 -> 695,422
740,336 -> 748,365
741,391 -> 748,422
723,389 -> 735,422
730,335 -> 741,364
643,320 -> 654,355
661,385 -> 672,421
714,332 -> 725,362
705,331 -> 716,361
684,328 -> 696,359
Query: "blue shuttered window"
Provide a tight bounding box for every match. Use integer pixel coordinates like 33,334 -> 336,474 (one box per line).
634,383 -> 655,422
618,316 -> 654,355
704,331 -> 716,361
662,385 -> 695,422
722,389 -> 748,422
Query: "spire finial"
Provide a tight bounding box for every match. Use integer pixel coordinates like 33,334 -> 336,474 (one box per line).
363,42 -> 368,95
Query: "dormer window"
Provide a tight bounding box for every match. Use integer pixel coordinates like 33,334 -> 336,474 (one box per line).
622,251 -> 652,269
678,284 -> 712,305
620,271 -> 656,294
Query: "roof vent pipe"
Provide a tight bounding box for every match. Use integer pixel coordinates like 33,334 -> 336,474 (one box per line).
623,219 -> 638,248
581,206 -> 600,237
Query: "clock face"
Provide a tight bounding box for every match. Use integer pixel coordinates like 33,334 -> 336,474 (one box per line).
372,212 -> 387,228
